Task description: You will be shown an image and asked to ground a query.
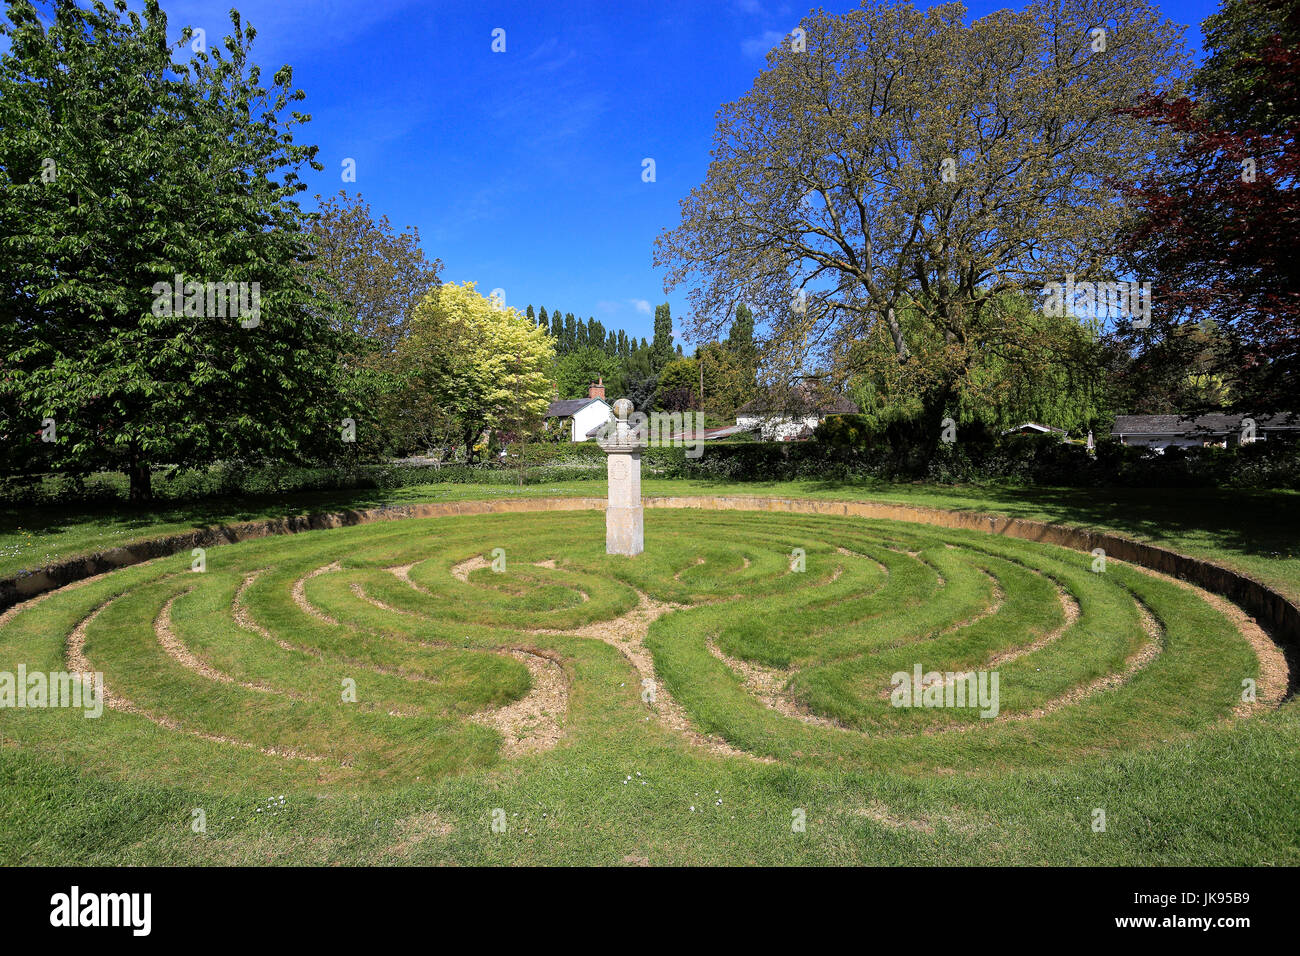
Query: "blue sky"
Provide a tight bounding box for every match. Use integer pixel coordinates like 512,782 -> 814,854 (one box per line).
42,0 -> 1225,343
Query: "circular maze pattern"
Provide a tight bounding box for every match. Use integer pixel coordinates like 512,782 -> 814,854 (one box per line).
0,508 -> 1284,790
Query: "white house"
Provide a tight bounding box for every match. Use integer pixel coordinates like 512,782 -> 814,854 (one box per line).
735,386 -> 859,441
544,379 -> 612,442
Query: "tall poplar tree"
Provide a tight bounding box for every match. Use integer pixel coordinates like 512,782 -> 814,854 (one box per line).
652,302 -> 674,370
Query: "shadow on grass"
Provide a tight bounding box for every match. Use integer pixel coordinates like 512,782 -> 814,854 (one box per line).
2,477 -> 1295,579
712,478 -> 1300,563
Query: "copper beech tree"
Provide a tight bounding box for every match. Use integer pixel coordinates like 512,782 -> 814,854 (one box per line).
1117,0 -> 1299,413
654,0 -> 1188,424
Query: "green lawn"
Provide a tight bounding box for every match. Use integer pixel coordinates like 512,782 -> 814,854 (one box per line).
0,479 -> 1296,865
3,477 -> 1298,601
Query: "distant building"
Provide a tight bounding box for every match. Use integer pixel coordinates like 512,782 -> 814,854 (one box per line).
736,386 -> 860,442
544,379 -> 611,442
1001,422 -> 1068,438
1110,413 -> 1299,451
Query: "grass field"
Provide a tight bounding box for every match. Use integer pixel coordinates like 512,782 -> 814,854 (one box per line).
1,491 -> 1296,866
4,478 -> 1297,603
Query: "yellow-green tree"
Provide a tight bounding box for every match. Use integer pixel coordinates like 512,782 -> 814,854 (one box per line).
400,282 -> 554,461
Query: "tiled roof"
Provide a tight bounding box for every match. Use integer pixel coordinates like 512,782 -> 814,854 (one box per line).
737,385 -> 859,417
1110,413 -> 1299,436
545,398 -> 603,418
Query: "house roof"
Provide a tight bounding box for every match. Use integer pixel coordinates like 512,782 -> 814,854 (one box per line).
545,398 -> 606,418
1002,422 -> 1067,436
703,424 -> 755,439
582,422 -> 757,440
737,385 -> 859,418
1110,413 -> 1300,437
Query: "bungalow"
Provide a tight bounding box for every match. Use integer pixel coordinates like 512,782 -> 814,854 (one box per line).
544,379 -> 612,442
736,386 -> 860,442
1110,413 -> 1300,451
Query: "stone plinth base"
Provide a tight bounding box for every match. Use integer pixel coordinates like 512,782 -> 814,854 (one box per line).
606,505 -> 644,556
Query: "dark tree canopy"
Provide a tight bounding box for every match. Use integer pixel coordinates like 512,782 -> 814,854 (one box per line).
1118,0 -> 1299,412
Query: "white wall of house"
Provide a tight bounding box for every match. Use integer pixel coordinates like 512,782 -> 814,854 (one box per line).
570,400 -> 611,441
736,414 -> 821,441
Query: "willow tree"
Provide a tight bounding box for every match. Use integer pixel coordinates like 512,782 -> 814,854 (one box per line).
654,0 -> 1188,425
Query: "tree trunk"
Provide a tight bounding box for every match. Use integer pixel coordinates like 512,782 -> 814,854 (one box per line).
128,459 -> 152,503
924,381 -> 955,435
463,423 -> 479,464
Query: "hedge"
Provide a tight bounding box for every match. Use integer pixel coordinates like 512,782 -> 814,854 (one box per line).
3,433 -> 1297,508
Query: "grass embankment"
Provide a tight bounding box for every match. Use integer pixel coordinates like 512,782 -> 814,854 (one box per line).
1,503 -> 1294,865
3,478 -> 1296,601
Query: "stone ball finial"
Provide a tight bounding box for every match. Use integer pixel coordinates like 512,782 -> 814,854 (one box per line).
613,398 -> 634,420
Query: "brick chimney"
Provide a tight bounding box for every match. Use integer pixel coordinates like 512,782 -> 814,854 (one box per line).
588,377 -> 605,400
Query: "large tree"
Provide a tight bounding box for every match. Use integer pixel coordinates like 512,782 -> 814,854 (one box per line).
655,0 -> 1188,427
657,357 -> 699,412
305,191 -> 442,457
651,302 -> 674,370
1107,319 -> 1241,414
554,346 -> 620,400
622,347 -> 658,413
1116,0 -> 1299,412
307,191 -> 441,354
695,340 -> 758,421
0,0 -> 342,500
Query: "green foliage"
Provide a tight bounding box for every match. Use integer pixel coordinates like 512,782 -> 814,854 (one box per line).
842,293 -> 1109,436
726,303 -> 755,354
656,0 -> 1188,425
306,191 -> 443,459
521,299 -> 667,410
1196,0 -> 1299,133
554,347 -> 620,400
0,1 -> 344,500
695,340 -> 757,420
307,191 -> 441,352
652,302 -> 674,370
623,347 -> 659,412
398,282 -> 554,461
657,358 -> 698,396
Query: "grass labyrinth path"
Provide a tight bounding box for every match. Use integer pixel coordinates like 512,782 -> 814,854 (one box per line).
0,509 -> 1285,794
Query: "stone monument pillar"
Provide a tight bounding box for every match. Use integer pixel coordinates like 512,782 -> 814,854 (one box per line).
598,398 -> 645,555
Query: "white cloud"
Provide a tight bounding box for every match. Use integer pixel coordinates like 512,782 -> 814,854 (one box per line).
630,299 -> 652,315
741,30 -> 784,57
